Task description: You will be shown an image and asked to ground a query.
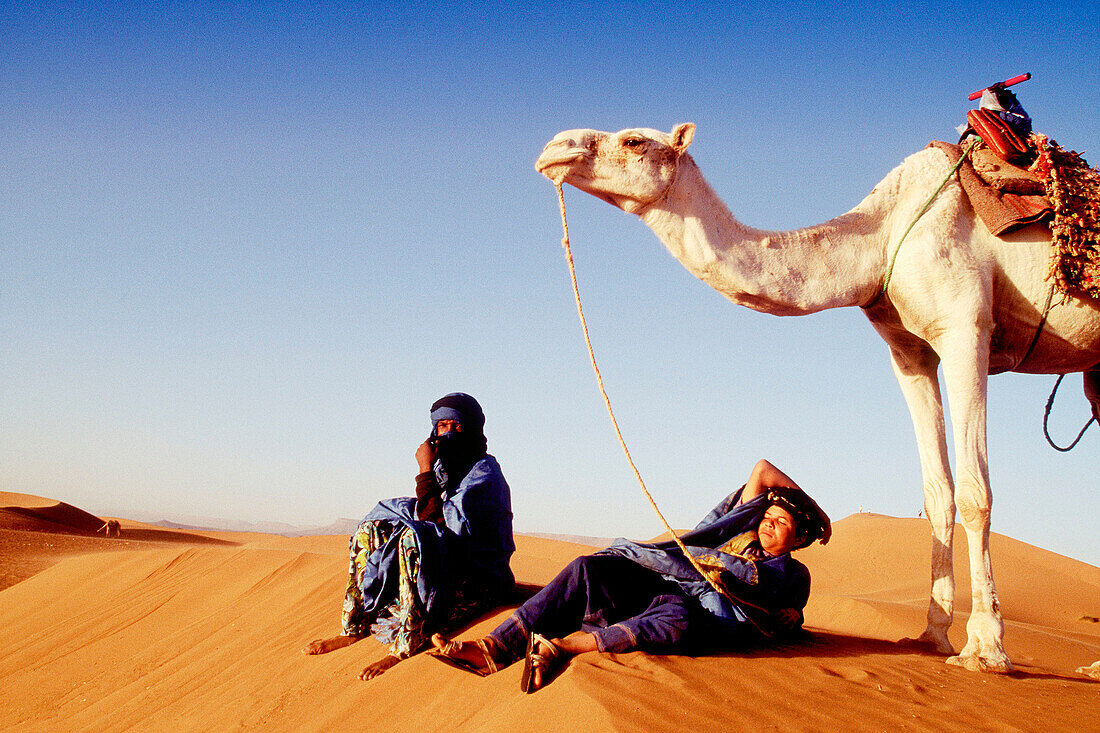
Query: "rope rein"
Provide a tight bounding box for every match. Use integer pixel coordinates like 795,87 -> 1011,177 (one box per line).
865,137 -> 981,308
553,182 -> 735,604
1043,373 -> 1096,451
1014,281 -> 1056,371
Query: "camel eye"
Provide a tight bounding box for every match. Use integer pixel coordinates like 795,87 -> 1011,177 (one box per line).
621,137 -> 646,149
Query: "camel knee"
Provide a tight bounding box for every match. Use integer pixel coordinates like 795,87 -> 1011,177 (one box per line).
956,496 -> 990,531
921,478 -> 954,526
924,506 -> 954,540
954,474 -> 991,531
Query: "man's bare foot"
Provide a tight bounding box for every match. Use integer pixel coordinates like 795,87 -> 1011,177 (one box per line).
359,654 -> 400,680
302,634 -> 361,655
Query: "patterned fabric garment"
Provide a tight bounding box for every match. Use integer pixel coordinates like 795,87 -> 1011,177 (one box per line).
716,530 -> 764,560
340,519 -> 425,657
341,519 -> 394,637
340,518 -> 486,659
369,527 -> 428,658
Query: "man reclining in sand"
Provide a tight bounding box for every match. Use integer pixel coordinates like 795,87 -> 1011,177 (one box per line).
432,459 -> 829,693
304,393 -> 515,680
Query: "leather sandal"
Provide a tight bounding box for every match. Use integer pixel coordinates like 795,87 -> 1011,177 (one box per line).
429,637 -> 500,677
520,633 -> 562,693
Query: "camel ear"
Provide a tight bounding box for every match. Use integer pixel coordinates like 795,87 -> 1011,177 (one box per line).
671,123 -> 695,153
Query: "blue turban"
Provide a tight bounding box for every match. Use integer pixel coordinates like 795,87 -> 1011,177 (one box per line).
430,393 -> 485,433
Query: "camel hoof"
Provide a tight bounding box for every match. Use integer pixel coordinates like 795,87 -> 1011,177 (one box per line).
1076,661 -> 1100,679
946,652 -> 1013,674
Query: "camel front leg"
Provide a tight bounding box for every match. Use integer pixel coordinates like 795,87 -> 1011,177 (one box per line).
938,333 -> 1012,673
887,343 -> 956,655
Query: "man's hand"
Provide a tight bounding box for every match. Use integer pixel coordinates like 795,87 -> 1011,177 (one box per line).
774,607 -> 802,632
416,438 -> 436,474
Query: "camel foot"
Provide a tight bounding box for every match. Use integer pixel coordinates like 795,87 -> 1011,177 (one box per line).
1075,661 -> 1100,679
945,648 -> 1013,673
359,654 -> 400,680
303,634 -> 361,655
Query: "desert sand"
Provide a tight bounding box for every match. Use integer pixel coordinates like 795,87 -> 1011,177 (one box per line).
1,492 -> 1097,732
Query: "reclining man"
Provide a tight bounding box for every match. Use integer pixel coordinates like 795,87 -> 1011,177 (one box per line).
432,459 -> 829,692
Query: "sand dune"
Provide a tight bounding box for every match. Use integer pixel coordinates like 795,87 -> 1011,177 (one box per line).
0,491 -> 111,535
0,495 -> 1097,731
0,494 -> 238,593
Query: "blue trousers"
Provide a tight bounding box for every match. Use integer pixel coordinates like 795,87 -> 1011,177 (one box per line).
488,554 -> 695,659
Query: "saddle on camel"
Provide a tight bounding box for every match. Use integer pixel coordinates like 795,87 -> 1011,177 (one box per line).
927,75 -> 1100,427
932,74 -> 1100,302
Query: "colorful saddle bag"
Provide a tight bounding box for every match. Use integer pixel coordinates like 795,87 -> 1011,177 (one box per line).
966,108 -> 1031,163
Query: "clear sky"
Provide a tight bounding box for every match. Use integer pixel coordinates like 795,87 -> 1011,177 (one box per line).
2,2 -> 1098,565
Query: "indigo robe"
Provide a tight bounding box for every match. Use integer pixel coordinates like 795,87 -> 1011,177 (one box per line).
356,454 -> 515,624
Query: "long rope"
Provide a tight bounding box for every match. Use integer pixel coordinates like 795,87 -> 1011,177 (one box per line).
553,182 -> 734,603
1043,373 -> 1096,451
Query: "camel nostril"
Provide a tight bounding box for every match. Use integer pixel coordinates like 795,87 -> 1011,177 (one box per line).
543,138 -> 571,154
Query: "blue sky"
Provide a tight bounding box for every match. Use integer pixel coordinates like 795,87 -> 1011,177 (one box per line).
2,2 -> 1098,565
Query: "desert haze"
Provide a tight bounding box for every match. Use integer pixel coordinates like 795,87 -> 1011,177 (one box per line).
1,491 -> 1097,732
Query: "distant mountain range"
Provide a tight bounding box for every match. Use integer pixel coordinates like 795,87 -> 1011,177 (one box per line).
114,508 -> 613,544
146,516 -> 361,537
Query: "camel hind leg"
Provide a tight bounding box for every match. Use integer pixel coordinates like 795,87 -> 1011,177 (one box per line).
885,340 -> 956,655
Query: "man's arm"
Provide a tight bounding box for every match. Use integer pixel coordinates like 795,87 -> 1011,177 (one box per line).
414,439 -> 445,522
694,459 -> 801,528
739,459 -> 802,505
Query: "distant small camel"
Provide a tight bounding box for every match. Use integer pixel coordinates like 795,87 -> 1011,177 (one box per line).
98,519 -> 121,538
1077,661 -> 1100,680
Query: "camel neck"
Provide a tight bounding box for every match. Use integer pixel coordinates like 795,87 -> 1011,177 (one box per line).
640,157 -> 888,316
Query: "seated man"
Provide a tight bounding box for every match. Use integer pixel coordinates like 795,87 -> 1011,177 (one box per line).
432,459 -> 829,692
304,393 -> 515,680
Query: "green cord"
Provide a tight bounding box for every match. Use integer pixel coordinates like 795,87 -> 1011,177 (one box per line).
867,137 -> 981,307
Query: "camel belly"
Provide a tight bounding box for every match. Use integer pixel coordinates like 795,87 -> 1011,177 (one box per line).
988,227 -> 1100,374
989,287 -> 1100,374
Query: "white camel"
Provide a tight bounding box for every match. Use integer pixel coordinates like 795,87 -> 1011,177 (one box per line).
536,123 -> 1100,673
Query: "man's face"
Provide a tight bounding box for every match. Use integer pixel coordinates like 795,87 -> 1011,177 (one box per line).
435,419 -> 462,436
758,504 -> 799,556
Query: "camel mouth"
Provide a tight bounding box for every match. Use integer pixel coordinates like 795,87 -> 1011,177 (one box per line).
534,150 -> 586,180
535,136 -> 592,181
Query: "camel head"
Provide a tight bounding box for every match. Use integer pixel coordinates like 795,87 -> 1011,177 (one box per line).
536,124 -> 696,214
